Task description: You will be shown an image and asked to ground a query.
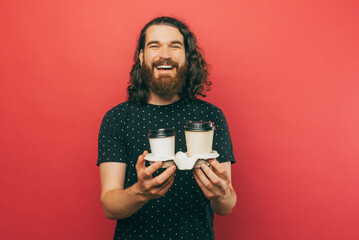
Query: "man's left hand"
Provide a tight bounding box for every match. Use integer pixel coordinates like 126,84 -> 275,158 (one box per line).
193,159 -> 232,202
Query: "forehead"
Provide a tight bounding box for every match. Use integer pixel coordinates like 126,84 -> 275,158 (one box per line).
145,25 -> 184,44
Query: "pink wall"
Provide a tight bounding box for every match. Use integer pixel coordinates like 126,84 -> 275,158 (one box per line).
1,0 -> 358,239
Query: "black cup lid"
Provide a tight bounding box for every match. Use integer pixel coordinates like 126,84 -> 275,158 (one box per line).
148,128 -> 176,138
183,121 -> 216,131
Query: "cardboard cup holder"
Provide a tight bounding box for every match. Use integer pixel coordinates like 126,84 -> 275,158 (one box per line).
144,151 -> 219,170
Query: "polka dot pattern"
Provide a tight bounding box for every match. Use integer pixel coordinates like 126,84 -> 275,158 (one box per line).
97,99 -> 235,239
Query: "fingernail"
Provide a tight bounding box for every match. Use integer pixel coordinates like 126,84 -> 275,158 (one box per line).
201,164 -> 208,169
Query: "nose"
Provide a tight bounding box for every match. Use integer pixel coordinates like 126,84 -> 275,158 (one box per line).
159,46 -> 171,59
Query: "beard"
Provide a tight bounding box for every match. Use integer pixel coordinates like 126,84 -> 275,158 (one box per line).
141,58 -> 188,101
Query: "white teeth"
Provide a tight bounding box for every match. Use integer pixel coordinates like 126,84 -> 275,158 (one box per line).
156,65 -> 173,69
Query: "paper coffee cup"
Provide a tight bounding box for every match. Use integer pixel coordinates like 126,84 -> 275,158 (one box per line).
184,121 -> 216,157
148,128 -> 176,158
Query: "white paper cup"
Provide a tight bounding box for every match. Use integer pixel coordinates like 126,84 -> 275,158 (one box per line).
184,121 -> 216,157
148,128 -> 176,158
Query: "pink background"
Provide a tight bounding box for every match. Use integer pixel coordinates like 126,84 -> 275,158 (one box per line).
1,0 -> 359,239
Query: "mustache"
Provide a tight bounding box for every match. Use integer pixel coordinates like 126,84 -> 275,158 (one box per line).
151,59 -> 179,69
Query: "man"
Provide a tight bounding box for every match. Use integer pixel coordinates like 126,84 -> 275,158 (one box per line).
97,16 -> 237,239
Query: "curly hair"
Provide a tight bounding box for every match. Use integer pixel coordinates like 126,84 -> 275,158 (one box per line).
127,16 -> 211,105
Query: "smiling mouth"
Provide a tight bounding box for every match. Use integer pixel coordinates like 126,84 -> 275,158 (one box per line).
155,65 -> 175,71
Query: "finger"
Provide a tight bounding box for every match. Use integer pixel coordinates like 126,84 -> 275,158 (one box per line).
200,163 -> 223,188
152,165 -> 176,186
194,167 -> 216,191
158,171 -> 177,195
142,161 -> 163,179
207,159 -> 228,179
135,150 -> 148,171
193,170 -> 215,196
147,172 -> 175,198
157,173 -> 175,194
152,168 -> 175,190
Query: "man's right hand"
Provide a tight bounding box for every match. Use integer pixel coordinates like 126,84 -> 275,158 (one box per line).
134,151 -> 176,202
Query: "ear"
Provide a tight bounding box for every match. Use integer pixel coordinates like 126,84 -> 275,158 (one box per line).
139,49 -> 143,67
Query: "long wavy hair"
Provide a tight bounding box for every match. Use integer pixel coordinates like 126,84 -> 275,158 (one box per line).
127,16 -> 211,105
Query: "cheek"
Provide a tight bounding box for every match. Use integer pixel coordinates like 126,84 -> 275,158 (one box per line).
180,54 -> 186,65
181,50 -> 187,62
176,52 -> 186,65
144,50 -> 155,62
144,55 -> 154,67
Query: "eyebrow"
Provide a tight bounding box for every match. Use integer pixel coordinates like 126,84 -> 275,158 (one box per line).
146,40 -> 184,47
170,41 -> 184,46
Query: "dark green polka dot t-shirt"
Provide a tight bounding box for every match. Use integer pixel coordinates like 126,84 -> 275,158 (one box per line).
97,99 -> 235,240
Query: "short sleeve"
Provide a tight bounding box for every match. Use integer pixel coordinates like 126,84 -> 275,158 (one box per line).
213,108 -> 236,164
97,108 -> 128,166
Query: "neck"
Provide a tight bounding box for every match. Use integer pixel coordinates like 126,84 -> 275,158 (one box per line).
148,91 -> 180,105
